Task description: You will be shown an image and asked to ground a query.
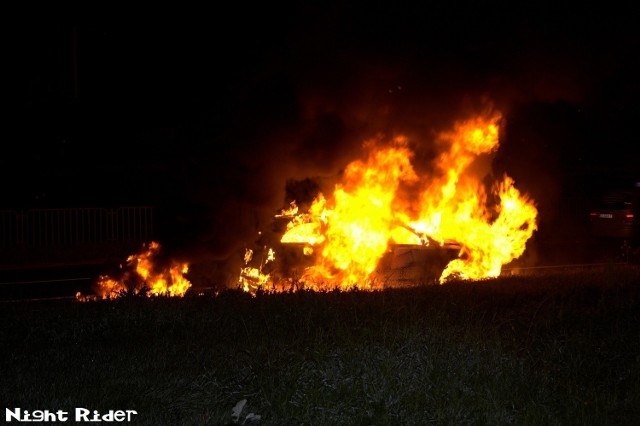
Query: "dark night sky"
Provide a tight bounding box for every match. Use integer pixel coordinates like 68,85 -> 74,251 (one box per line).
3,3 -> 640,256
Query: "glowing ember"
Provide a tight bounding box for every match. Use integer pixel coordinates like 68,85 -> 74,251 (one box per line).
246,109 -> 537,292
90,241 -> 192,299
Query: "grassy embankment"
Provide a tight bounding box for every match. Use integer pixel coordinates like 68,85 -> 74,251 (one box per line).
1,265 -> 639,425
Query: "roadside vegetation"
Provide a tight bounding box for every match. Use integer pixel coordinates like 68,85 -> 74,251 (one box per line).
1,265 -> 639,425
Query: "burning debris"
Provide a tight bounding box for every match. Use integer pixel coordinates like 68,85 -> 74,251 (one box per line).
238,244 -> 277,293
241,110 -> 538,293
79,241 -> 192,300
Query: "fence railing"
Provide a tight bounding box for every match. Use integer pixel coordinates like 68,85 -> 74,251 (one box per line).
0,206 -> 155,249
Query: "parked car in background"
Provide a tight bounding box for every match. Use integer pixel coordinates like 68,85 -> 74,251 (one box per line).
589,184 -> 640,243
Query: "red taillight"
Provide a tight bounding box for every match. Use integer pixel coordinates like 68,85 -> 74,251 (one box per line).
625,213 -> 634,219
590,212 -> 598,217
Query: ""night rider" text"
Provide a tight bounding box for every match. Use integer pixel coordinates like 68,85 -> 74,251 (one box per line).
6,408 -> 138,422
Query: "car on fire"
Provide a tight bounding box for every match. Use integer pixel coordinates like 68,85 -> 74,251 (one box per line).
271,213 -> 462,287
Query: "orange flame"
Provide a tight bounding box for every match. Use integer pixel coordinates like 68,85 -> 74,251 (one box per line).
269,110 -> 537,290
275,201 -> 299,217
239,247 -> 276,293
91,241 -> 192,299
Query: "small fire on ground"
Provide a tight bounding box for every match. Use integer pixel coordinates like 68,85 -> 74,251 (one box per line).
77,241 -> 192,301
240,110 -> 538,293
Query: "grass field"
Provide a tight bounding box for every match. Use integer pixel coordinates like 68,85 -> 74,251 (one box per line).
1,265 -> 639,425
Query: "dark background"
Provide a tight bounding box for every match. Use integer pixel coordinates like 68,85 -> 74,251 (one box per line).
3,3 -> 639,264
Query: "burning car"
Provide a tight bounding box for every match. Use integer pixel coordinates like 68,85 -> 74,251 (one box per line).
239,110 -> 538,294
373,241 -> 462,287
272,211 -> 463,288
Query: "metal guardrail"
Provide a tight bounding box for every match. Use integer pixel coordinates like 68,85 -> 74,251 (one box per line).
0,206 -> 154,248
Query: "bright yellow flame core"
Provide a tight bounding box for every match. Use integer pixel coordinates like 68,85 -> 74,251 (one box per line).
279,111 -> 538,289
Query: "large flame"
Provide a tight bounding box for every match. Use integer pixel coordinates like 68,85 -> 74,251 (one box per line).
281,138 -> 420,289
407,112 -> 538,281
263,110 -> 537,291
91,241 -> 192,299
